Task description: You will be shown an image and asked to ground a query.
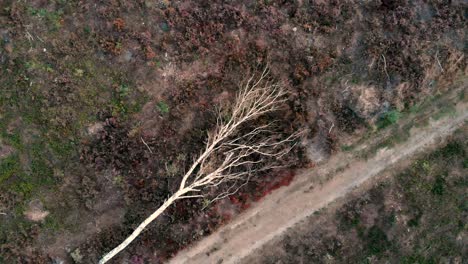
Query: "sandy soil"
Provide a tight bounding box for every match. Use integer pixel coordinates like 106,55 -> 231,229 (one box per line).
169,84 -> 467,264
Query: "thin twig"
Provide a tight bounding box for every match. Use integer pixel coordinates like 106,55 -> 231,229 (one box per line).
435,50 -> 444,72
36,35 -> 45,43
140,137 -> 153,154
328,123 -> 334,134
25,31 -> 34,43
381,54 -> 390,81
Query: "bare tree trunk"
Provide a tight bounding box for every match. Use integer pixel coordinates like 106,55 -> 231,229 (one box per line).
98,191 -> 185,264
98,66 -> 299,263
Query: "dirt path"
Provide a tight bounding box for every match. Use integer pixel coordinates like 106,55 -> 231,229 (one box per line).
169,90 -> 467,264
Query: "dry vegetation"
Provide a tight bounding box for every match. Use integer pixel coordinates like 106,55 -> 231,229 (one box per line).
100,68 -> 299,263
0,0 -> 466,263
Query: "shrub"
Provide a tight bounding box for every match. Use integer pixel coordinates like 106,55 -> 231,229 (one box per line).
377,110 -> 401,129
431,175 -> 446,196
366,226 -> 390,255
157,101 -> 170,114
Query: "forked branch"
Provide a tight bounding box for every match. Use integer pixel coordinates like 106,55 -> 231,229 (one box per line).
99,67 -> 299,263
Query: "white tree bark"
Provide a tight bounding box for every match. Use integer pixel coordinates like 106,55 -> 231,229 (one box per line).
99,66 -> 299,263
98,191 -> 185,264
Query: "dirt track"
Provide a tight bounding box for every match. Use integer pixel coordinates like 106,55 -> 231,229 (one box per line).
169,87 -> 467,264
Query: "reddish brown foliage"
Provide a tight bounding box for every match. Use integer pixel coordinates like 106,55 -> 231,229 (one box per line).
144,46 -> 156,60
113,18 -> 125,31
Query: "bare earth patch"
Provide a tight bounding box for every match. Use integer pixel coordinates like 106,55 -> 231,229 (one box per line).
24,200 -> 49,222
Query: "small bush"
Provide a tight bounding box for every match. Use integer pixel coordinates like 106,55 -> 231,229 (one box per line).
431,175 -> 446,196
434,142 -> 465,158
407,209 -> 422,227
157,101 -> 170,114
377,110 -> 401,129
366,226 -> 390,255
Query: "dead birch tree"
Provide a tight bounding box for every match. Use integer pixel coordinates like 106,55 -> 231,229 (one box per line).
99,67 -> 299,263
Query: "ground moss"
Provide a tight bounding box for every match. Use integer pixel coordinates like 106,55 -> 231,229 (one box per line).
0,154 -> 22,184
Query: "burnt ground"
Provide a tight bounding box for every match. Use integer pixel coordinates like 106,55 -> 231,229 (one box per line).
0,0 -> 466,263
244,128 -> 467,264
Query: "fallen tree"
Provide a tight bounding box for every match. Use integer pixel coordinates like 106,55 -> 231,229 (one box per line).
99,67 -> 300,263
